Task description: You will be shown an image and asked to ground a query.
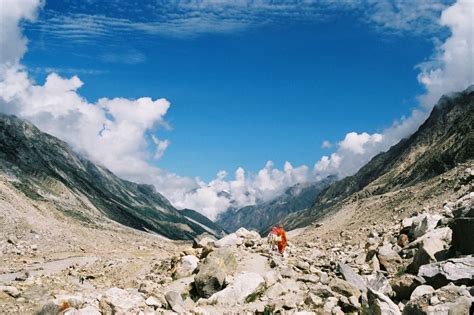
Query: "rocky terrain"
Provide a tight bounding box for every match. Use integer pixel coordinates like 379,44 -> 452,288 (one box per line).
0,163 -> 472,314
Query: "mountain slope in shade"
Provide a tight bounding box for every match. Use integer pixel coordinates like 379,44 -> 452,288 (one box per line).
216,176 -> 336,234
281,86 -> 474,229
0,114 -> 220,240
180,208 -> 227,237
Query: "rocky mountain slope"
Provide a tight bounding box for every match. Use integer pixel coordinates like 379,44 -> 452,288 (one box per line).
216,177 -> 336,234
0,114 -> 223,240
282,86 -> 474,229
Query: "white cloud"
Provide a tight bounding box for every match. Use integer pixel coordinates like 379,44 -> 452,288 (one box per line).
417,0 -> 474,107
26,0 -> 449,42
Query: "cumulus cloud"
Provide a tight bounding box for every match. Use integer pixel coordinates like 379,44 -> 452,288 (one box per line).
321,140 -> 333,149
417,0 -> 474,107
0,0 -> 472,221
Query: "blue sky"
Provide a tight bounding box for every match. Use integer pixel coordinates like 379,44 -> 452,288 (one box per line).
22,0 -> 446,181
4,0 -> 471,218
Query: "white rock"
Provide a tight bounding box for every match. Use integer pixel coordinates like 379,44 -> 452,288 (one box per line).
145,296 -> 162,308
0,286 -> 20,298
214,233 -> 243,248
235,227 -> 261,240
264,270 -> 281,287
102,287 -> 144,313
410,285 -> 435,300
208,272 -> 265,305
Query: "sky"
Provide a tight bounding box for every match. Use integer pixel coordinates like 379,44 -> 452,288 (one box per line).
0,0 -> 473,220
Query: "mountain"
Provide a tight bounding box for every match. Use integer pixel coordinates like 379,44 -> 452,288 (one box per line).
180,208 -> 227,237
216,176 -> 336,234
281,85 -> 474,229
0,114 -> 223,240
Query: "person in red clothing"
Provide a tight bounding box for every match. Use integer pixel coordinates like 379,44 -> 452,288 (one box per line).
276,224 -> 287,254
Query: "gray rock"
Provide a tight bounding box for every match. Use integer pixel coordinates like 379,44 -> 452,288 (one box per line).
214,233 -> 243,248
235,227 -> 261,240
367,288 -> 401,315
338,263 -> 367,293
145,296 -> 162,308
265,282 -> 287,299
165,291 -> 186,313
410,285 -> 435,300
329,277 -> 361,299
407,230 -> 451,273
403,283 -> 473,315
264,270 -> 281,287
366,272 -> 392,296
377,244 -> 403,274
208,272 -> 265,305
194,247 -> 237,298
409,214 -> 443,240
418,256 -> 474,288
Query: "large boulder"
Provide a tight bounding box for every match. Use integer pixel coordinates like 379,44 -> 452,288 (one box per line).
165,291 -> 186,313
410,285 -> 435,300
207,272 -> 265,305
338,263 -> 367,293
407,229 -> 451,274
194,247 -> 237,298
377,244 -> 403,274
418,256 -> 474,288
403,283 -> 473,315
214,233 -> 243,248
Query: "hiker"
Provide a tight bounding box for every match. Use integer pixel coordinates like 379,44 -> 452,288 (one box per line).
276,224 -> 287,255
267,226 -> 279,252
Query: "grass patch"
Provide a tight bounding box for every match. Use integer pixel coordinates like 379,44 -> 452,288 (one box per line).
396,265 -> 407,276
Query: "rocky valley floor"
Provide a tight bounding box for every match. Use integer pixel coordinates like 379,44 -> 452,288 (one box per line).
0,165 -> 473,314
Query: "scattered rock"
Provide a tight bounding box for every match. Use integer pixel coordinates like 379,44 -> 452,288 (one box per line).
390,274 -> 424,301
214,233 -> 243,248
329,277 -> 361,299
99,287 -> 144,314
0,286 -> 20,298
165,291 -> 186,313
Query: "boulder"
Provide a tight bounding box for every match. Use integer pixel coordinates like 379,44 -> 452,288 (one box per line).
409,214 -> 443,240
367,288 -> 401,315
214,233 -> 243,248
264,270 -> 282,287
418,256 -> 474,288
410,285 -> 435,300
207,272 -> 265,305
193,237 -> 215,249
451,217 -> 474,255
165,291 -> 186,313
403,284 -> 473,315
377,244 -> 403,274
64,305 -> 101,315
235,227 -> 261,240
366,272 -> 392,296
194,247 -> 237,298
265,282 -> 287,299
338,263 -> 367,293
99,287 -> 144,314
407,231 -> 450,274
329,278 -> 361,299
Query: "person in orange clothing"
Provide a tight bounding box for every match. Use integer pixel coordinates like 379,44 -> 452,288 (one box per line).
276,224 -> 287,255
